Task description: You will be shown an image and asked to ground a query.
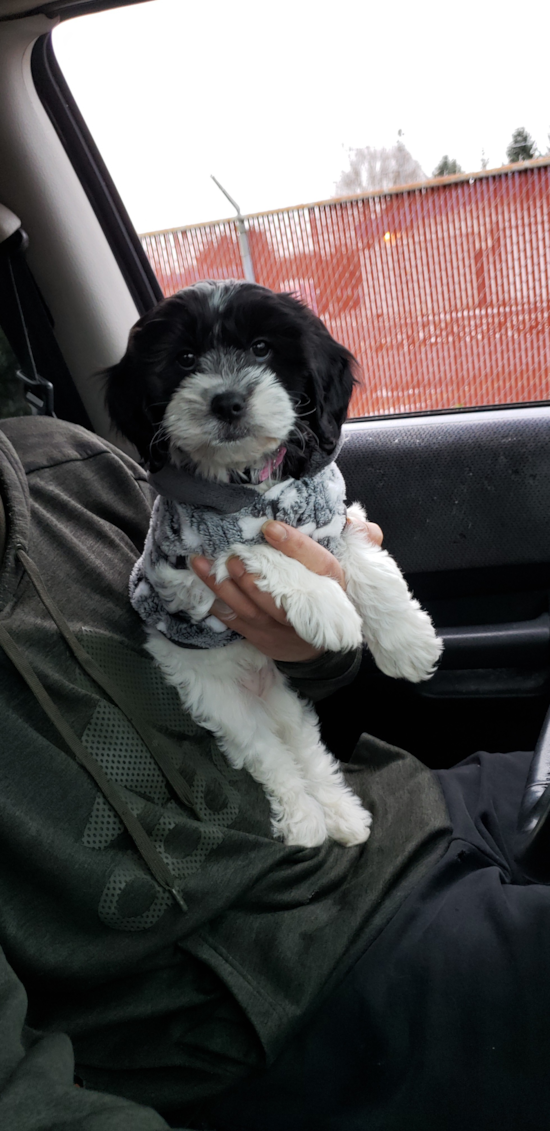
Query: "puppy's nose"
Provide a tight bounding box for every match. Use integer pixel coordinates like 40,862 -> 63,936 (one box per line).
211,391 -> 246,422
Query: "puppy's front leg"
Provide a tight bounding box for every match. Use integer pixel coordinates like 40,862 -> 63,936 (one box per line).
339,505 -> 443,682
213,543 -> 363,653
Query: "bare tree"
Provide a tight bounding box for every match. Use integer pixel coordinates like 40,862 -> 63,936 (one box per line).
334,134 -> 425,195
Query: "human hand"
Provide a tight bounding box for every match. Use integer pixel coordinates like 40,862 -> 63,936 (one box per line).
190,517 -> 383,662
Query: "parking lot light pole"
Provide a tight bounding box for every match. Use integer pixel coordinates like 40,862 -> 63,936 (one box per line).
210,175 -> 256,283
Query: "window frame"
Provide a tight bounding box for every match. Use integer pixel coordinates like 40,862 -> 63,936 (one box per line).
31,30 -> 162,320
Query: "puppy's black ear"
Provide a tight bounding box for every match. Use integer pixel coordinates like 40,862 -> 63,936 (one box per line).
104,321 -> 162,467
305,320 -> 357,455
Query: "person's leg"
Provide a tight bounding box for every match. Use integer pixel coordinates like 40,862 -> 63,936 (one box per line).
203,749 -> 550,1131
435,746 -> 533,880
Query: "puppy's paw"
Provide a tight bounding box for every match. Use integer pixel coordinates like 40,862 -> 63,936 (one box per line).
284,580 -> 363,653
273,795 -> 328,847
369,607 -> 443,683
322,793 -> 373,847
224,544 -> 362,653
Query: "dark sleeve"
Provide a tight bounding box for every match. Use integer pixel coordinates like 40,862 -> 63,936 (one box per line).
276,647 -> 362,703
0,947 -> 192,1130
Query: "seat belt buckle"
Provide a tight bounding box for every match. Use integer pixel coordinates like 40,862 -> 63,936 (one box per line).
16,367 -> 55,416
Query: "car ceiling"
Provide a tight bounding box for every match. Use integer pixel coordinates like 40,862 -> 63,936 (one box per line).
0,0 -> 148,21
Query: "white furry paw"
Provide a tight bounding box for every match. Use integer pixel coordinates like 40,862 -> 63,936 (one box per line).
273,796 -> 328,847
283,579 -> 363,654
323,794 -> 372,847
221,543 -> 363,653
340,514 -> 444,683
369,607 -> 443,683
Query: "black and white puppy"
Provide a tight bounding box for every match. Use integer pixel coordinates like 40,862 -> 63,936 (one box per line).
106,281 -> 442,847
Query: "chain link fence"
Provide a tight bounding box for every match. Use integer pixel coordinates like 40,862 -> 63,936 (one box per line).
141,158 -> 550,419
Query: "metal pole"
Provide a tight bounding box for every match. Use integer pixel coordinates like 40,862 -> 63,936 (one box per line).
210,175 -> 256,283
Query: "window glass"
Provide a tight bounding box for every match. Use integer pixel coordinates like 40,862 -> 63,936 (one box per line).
53,1 -> 550,417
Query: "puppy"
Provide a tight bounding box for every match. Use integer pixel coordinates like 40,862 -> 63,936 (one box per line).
105,281 -> 442,847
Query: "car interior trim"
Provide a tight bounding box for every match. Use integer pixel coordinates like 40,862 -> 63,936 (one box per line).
31,32 -> 162,318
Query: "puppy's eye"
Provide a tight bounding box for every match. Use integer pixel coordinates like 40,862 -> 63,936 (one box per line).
251,340 -> 270,359
176,350 -> 196,371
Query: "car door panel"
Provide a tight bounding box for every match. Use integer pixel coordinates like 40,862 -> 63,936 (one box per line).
339,406 -> 550,573
320,406 -> 550,768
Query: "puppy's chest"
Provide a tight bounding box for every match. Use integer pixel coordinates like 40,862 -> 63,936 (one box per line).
151,463 -> 348,563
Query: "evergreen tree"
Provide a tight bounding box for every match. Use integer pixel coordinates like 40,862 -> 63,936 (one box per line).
506,128 -> 537,163
432,155 -> 462,177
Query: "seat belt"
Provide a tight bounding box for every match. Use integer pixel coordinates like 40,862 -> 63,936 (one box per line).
0,204 -> 55,416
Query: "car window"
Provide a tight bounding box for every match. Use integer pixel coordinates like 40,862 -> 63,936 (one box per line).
52,1 -> 550,419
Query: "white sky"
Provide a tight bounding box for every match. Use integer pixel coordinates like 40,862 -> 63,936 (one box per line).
53,0 -> 550,234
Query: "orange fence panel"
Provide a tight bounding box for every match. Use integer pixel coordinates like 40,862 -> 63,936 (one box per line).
140,159 -> 550,418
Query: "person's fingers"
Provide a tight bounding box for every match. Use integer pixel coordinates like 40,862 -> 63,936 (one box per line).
189,520 -> 383,661
190,556 -> 261,619
191,516 -> 383,626
224,556 -> 290,624
210,610 -> 321,661
366,521 -> 384,546
346,517 -> 384,546
261,521 -> 346,588
189,555 -> 320,659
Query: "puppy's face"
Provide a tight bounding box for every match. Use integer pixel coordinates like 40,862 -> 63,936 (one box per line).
105,281 -> 356,480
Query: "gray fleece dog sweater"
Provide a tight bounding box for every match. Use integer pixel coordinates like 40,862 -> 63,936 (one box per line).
130,462 -> 347,648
